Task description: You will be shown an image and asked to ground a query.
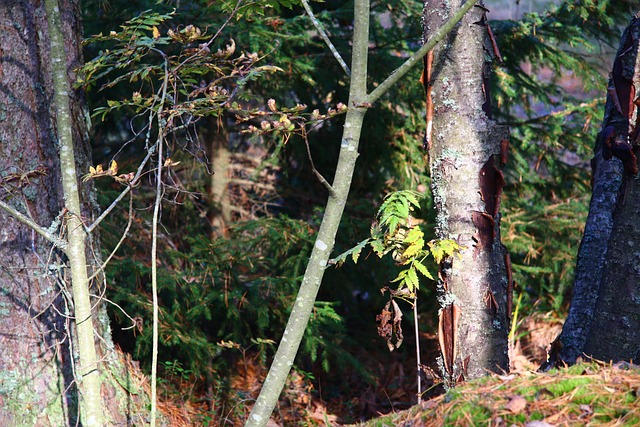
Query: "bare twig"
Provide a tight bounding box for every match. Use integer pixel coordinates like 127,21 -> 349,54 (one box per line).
90,292 -> 139,331
150,53 -> 170,427
366,0 -> 478,106
300,0 -> 351,76
501,99 -> 602,126
303,128 -> 336,196
0,200 -> 67,250
88,190 -> 134,282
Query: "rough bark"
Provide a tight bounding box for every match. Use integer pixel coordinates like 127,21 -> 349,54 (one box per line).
423,0 -> 510,384
0,1 -> 143,425
552,12 -> 640,366
581,13 -> 640,362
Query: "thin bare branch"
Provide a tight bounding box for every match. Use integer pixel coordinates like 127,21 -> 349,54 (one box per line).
0,200 -> 67,250
150,53 -> 170,427
501,99 -> 602,127
366,0 -> 478,106
300,0 -> 351,76
88,191 -> 134,282
303,128 -> 336,196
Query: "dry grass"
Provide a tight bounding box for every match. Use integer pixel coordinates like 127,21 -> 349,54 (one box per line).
352,360 -> 640,427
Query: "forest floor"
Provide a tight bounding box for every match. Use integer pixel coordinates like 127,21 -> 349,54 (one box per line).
351,359 -> 640,427
152,310 -> 640,427
148,312 -> 640,426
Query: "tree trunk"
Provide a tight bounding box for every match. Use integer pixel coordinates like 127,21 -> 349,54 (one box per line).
0,1 -> 141,425
246,1 -> 478,424
555,12 -> 640,364
203,117 -> 232,238
423,0 -> 510,384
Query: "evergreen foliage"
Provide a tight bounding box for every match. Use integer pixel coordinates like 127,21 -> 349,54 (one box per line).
106,215 -> 358,375
79,0 -> 640,422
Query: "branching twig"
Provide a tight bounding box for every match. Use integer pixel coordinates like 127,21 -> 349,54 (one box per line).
88,191 -> 134,282
90,292 -> 139,331
501,99 -> 602,126
300,0 -> 351,76
0,200 -> 67,250
172,0 -> 244,73
86,148 -> 153,234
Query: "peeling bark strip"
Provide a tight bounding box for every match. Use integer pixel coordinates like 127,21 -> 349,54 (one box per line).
553,13 -> 640,367
424,0 -> 509,385
600,126 -> 638,176
437,303 -> 461,381
602,13 -> 640,178
611,30 -> 636,121
471,210 -> 494,252
500,139 -> 509,166
480,156 -> 505,219
505,251 -> 513,318
421,50 -> 435,152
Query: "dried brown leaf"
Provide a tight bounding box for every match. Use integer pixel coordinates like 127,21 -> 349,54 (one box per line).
504,395 -> 527,414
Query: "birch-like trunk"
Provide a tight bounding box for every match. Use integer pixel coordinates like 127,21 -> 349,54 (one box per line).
423,0 -> 510,384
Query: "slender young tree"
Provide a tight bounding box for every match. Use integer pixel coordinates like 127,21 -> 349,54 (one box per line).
45,0 -> 104,424
423,0 -> 510,384
245,1 -> 479,426
551,11 -> 640,366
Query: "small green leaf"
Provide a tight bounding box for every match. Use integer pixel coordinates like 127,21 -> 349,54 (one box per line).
428,239 -> 460,264
330,238 -> 370,267
350,238 -> 370,264
403,226 -> 424,244
370,238 -> 386,258
406,267 -> 419,291
390,269 -> 407,283
413,260 -> 433,280
402,239 -> 424,259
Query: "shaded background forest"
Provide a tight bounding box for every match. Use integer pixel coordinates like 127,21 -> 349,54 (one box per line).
79,0 -> 635,424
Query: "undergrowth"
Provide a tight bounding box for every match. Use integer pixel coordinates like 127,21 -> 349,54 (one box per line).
104,214 -> 366,422
353,361 -> 640,427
